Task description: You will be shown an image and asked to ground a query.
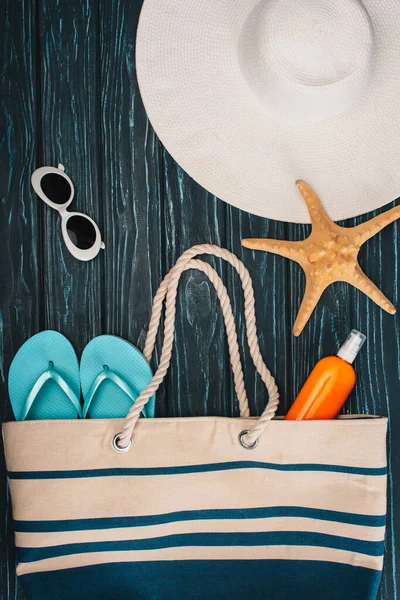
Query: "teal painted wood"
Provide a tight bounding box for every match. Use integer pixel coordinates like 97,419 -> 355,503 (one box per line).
0,0 -> 399,598
39,0 -> 103,349
161,153 -> 232,418
0,1 -> 39,597
227,211 -> 291,416
98,0 -> 163,386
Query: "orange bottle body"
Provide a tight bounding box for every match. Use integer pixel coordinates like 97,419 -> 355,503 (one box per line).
285,356 -> 356,420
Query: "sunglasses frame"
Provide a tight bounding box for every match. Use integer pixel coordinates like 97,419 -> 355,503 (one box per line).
31,164 -> 105,262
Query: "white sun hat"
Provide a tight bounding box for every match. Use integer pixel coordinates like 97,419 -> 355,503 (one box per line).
136,0 -> 400,223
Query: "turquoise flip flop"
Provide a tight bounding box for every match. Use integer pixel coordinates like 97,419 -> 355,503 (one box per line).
8,331 -> 82,420
80,335 -> 155,419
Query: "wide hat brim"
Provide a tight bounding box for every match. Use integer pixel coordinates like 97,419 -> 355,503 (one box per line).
136,0 -> 400,223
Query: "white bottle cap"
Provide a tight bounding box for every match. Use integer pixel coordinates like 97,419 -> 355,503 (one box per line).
337,329 -> 366,364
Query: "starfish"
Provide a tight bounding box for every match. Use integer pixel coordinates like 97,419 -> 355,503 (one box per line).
242,180 -> 400,336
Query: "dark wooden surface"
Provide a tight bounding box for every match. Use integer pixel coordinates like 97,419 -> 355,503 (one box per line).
0,1 -> 399,598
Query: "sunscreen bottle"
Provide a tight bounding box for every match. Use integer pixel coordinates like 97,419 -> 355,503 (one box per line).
285,330 -> 366,420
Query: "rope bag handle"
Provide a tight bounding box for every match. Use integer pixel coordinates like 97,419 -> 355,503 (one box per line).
116,245 -> 279,450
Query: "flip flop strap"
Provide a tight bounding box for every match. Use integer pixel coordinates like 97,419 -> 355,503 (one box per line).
21,364 -> 81,420
82,368 -> 146,419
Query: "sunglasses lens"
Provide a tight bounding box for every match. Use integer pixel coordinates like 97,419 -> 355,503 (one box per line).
41,173 -> 72,204
66,215 -> 97,250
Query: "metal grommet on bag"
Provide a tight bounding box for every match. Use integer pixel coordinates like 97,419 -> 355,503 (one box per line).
112,433 -> 132,453
238,429 -> 259,450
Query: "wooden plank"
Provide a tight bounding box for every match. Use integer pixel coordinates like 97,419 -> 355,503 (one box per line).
228,211 -> 292,416
160,154 -> 231,418
39,0 -> 102,350
98,0 -> 164,403
0,0 -> 38,597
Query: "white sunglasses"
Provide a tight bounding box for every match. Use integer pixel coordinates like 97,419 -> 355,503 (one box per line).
31,164 -> 105,261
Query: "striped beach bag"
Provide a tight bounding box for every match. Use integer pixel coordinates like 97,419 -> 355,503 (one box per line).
3,245 -> 387,600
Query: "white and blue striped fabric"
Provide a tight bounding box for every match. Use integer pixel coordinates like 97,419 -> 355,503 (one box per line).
3,415 -> 387,600
3,248 -> 388,599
